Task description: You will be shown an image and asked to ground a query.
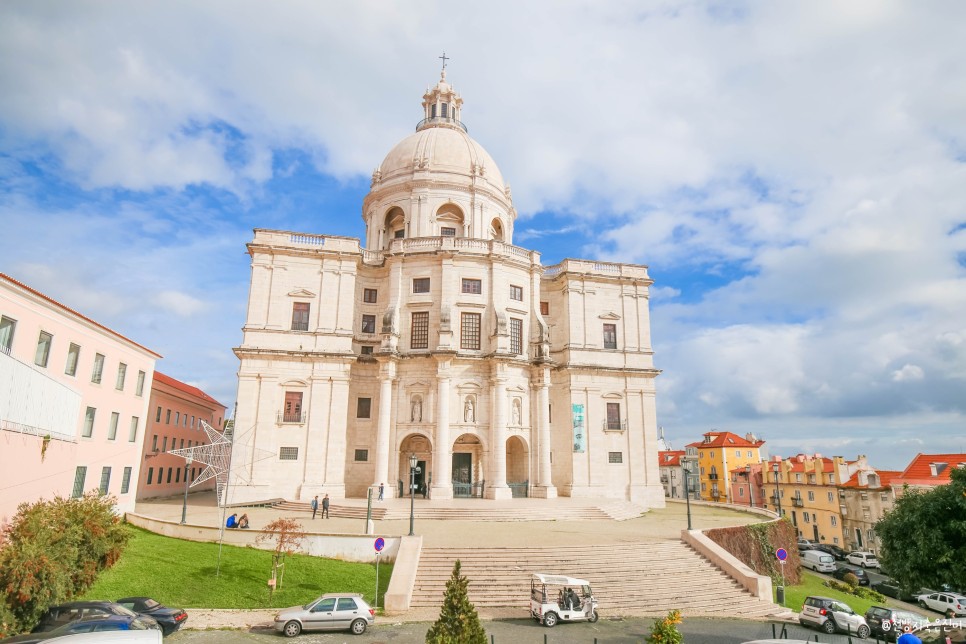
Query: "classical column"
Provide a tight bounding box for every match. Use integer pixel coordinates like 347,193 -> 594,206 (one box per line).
487,366 -> 511,499
373,360 -> 396,497
532,366 -> 557,498
431,360 -> 454,499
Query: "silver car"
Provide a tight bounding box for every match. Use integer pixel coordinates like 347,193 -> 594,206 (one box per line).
799,596 -> 871,638
273,593 -> 374,637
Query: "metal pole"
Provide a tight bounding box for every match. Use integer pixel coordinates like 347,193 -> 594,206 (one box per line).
684,461 -> 692,531
366,487 -> 372,534
180,462 -> 190,524
774,465 -> 782,516
375,552 -> 380,609
409,464 -> 415,536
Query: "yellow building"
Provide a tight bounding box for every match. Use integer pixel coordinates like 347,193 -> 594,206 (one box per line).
686,431 -> 765,503
763,454 -> 847,546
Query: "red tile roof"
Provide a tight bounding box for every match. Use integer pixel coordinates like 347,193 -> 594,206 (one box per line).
658,450 -> 686,467
893,453 -> 966,487
154,371 -> 225,409
0,272 -> 162,358
840,470 -> 903,488
685,431 -> 765,449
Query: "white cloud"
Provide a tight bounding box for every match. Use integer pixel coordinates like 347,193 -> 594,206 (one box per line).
156,290 -> 206,317
892,364 -> 925,382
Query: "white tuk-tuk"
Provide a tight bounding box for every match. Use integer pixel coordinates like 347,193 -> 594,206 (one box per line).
529,573 -> 599,627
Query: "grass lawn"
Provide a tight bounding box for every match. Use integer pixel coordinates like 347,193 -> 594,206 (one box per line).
775,570 -> 881,616
81,526 -> 393,610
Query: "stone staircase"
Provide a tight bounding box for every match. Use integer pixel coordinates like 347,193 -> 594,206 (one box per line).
411,541 -> 783,618
273,499 -> 644,522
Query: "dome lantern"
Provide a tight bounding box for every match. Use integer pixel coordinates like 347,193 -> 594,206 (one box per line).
418,64 -> 466,133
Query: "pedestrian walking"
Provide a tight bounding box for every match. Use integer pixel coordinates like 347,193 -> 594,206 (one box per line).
321,493 -> 330,519
310,495 -> 318,519
378,482 -> 384,501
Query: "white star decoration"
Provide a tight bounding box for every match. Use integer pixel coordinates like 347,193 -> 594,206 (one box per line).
168,420 -> 232,505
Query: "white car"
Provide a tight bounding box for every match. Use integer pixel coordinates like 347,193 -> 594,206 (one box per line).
917,592 -> 966,618
799,596 -> 871,638
846,551 -> 880,569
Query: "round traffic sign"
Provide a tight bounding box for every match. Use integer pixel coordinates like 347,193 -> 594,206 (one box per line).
374,537 -> 385,552
776,548 -> 788,561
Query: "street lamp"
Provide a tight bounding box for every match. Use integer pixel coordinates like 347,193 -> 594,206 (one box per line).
682,456 -> 694,531
408,453 -> 418,537
772,461 -> 782,517
180,456 -> 193,525
745,464 -> 753,508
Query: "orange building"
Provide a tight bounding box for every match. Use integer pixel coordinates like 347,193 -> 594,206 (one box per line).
686,431 -> 765,503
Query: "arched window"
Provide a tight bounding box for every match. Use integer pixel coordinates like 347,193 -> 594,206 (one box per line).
490,218 -> 505,242
384,207 -> 405,247
436,203 -> 464,236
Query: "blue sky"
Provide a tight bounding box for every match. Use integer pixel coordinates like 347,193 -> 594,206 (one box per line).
2,1 -> 965,470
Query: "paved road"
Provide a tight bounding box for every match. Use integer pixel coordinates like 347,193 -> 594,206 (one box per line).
168,617 -> 860,644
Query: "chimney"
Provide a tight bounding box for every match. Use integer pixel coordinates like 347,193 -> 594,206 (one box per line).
858,471 -> 868,486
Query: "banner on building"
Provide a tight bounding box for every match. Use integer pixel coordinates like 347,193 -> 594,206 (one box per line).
572,403 -> 585,452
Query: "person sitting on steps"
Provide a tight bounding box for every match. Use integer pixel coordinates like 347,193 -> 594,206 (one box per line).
237,513 -> 250,529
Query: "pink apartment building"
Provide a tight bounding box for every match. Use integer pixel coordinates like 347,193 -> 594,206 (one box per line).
137,371 -> 226,499
0,273 -> 160,520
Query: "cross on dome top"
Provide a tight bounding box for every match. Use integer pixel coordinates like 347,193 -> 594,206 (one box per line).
418,57 -> 466,133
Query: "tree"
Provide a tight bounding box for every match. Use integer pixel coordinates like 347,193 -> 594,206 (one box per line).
876,467 -> 966,593
647,609 -> 684,644
255,518 -> 306,591
426,559 -> 486,644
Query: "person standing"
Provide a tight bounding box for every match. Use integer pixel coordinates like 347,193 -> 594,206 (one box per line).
378,482 -> 384,501
310,495 -> 319,520
321,493 -> 330,519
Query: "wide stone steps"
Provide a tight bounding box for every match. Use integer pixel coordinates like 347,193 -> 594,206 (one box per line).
274,501 -> 389,520
275,499 -> 644,522
410,542 -> 782,618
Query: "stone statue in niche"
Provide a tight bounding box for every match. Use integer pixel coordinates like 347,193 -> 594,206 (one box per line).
411,396 -> 422,423
439,308 -> 451,332
464,396 -> 475,423
381,306 -> 397,334
495,312 -> 507,336
512,399 -> 521,426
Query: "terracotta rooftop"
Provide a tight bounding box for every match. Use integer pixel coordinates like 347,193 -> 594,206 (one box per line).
893,453 -> 966,487
686,431 -> 765,449
0,272 -> 162,359
658,450 -> 686,467
840,470 -> 903,488
154,371 -> 225,409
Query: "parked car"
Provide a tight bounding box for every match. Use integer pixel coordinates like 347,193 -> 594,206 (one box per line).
4,616 -> 159,643
832,566 -> 871,586
864,606 -> 929,641
44,632 -> 161,644
911,620 -> 966,643
799,596 -> 870,637
846,551 -> 881,569
917,592 -> 966,618
872,578 -> 928,602
274,594 -> 374,636
797,538 -> 817,552
31,602 -> 159,633
115,597 -> 187,635
814,544 -> 849,560
800,550 -> 836,573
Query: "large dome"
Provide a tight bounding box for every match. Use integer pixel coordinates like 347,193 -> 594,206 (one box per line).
377,125 -> 507,196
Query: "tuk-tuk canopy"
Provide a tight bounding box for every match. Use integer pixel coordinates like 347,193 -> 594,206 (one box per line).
531,573 -> 591,587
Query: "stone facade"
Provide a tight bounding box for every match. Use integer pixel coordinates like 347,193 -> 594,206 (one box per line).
229,72 -> 664,507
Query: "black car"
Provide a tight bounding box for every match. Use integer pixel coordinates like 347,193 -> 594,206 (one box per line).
6,615 -> 159,643
873,578 -> 929,602
116,597 -> 187,635
815,544 -> 849,560
864,606 -> 930,641
832,565 -> 870,586
31,601 -> 159,633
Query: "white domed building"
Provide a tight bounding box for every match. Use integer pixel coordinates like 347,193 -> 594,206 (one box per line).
230,71 -> 665,507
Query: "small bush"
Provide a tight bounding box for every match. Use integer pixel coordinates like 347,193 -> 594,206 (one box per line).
842,572 -> 859,589
852,586 -> 886,602
824,579 -> 853,593
647,609 -> 684,644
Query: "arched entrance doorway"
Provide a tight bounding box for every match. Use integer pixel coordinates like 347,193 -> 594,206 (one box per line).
399,433 -> 432,498
506,435 -> 530,498
451,433 -> 484,498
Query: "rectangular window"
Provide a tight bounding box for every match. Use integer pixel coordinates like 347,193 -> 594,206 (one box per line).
830,515 -> 837,527
361,314 -> 376,333
747,450 -> 753,457
606,402 -> 622,430
440,226 -> 456,237
147,467 -> 153,485
284,391 -> 303,422
99,467 -> 111,495
179,438 -> 184,449
165,409 -> 171,424
807,491 -> 815,501
35,331 -> 53,367
162,436 -> 168,451
602,323 -> 617,349
354,449 -> 369,462
83,407 -> 96,438
136,371 -> 146,396
121,467 -> 132,494
91,353 -> 105,383
191,416 -> 195,428
411,311 -> 429,349
363,288 -> 378,303
183,414 -> 188,427
0,316 -> 15,354
608,452 -> 623,464
360,345 -> 374,355
736,450 -> 741,457
441,102 -> 449,118
115,363 -> 127,390
152,435 -> 158,451
175,411 -> 180,425
461,312 -> 481,350
510,285 -> 523,301
129,417 -> 139,442
461,278 -> 482,294
279,447 -> 299,460
357,397 -> 372,419
509,318 -> 523,354
65,343 -> 81,376
166,468 -> 172,484
156,406 -> 162,422
804,512 -> 811,523
828,491 -> 834,502
540,301 -> 549,316
413,277 -> 430,293
175,467 -> 180,484
108,412 -> 119,440
291,302 -> 310,331
72,466 -> 87,497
